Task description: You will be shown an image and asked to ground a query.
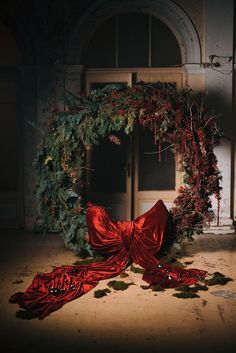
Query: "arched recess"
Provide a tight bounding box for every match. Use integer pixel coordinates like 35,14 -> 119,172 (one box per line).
0,20 -> 23,228
65,0 -> 202,220
66,0 -> 201,65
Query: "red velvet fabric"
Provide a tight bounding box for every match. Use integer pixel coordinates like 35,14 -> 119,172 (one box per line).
9,200 -> 206,319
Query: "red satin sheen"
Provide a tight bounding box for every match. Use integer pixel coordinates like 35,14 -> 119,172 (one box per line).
9,200 -> 207,319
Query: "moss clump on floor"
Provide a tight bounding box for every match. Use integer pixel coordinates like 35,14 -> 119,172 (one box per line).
204,272 -> 233,286
151,284 -> 165,292
175,284 -> 197,292
140,285 -> 150,290
107,280 -> 133,290
173,283 -> 207,299
194,283 -> 208,291
175,283 -> 208,293
94,288 -> 111,298
73,256 -> 104,265
160,255 -> 185,268
172,271 -> 233,299
173,291 -> 200,299
130,264 -> 145,274
120,272 -> 129,278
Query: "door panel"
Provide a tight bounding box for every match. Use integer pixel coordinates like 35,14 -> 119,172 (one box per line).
134,128 -> 181,217
88,132 -> 131,220
85,71 -> 132,220
90,133 -> 128,193
133,70 -> 182,217
138,130 -> 176,191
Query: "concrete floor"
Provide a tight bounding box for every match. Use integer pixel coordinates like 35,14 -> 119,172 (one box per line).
1,230 -> 236,353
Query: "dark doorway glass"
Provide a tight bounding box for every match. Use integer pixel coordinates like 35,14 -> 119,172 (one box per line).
90,131 -> 128,193
138,129 -> 175,190
89,82 -> 128,193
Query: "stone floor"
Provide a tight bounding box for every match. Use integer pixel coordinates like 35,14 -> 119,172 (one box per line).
1,230 -> 236,353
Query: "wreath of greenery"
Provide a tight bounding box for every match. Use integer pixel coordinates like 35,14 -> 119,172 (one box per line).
34,82 -> 222,255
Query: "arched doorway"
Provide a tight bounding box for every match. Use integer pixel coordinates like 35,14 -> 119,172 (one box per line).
84,13 -> 183,220
0,21 -> 23,228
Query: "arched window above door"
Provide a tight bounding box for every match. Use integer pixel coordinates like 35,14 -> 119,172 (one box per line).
84,13 -> 182,68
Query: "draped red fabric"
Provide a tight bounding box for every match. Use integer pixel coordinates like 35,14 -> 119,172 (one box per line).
9,200 -> 207,319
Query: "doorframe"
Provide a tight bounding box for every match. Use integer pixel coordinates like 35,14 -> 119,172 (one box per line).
85,67 -> 184,218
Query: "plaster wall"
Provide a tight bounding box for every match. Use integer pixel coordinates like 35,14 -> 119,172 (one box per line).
204,0 -> 234,226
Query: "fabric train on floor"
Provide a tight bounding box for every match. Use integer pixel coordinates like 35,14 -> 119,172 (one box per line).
9,200 -> 206,319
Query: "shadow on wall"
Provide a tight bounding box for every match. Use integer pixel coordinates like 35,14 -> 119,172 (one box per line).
205,87 -> 234,141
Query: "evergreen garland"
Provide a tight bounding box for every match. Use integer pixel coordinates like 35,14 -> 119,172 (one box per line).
34,82 -> 222,254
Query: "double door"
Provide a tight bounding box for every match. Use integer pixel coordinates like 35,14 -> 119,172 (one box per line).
85,69 -> 183,220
